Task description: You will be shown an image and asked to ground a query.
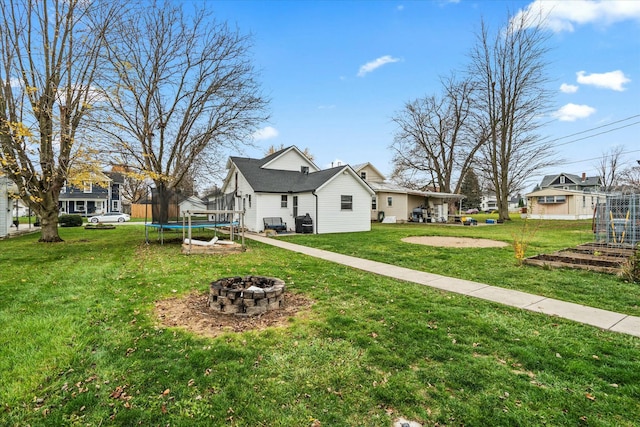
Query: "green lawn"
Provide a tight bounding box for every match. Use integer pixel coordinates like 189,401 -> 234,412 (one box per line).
0,223 -> 638,426
282,218 -> 640,317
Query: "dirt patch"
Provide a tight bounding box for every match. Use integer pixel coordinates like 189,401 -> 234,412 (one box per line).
402,235 -> 509,248
154,291 -> 314,338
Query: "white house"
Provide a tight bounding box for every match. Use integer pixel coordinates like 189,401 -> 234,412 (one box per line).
480,194 -> 521,213
179,195 -> 207,217
1,176 -> 18,238
218,146 -> 375,234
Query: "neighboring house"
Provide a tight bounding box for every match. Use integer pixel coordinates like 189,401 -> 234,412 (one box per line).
217,146 -> 374,234
58,171 -> 124,216
539,172 -> 602,192
526,172 -> 607,220
480,194 -> 521,212
178,195 -> 207,216
352,163 -> 463,223
1,176 -> 17,238
480,194 -> 498,212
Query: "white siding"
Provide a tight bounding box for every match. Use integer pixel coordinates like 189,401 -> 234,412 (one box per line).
1,178 -> 11,237
262,149 -> 318,172
252,192 -> 316,232
255,193 -> 288,231
316,172 -> 371,234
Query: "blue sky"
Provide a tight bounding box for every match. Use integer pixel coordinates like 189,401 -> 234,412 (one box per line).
207,0 -> 640,191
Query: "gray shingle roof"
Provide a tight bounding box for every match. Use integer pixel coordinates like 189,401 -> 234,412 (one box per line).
230,156 -> 345,193
540,173 -> 602,188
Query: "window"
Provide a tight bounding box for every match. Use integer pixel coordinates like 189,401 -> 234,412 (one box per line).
341,195 -> 353,210
301,166 -> 309,174
76,201 -> 85,212
111,200 -> 119,211
371,196 -> 377,210
293,196 -> 298,217
560,176 -> 566,184
83,181 -> 92,193
387,196 -> 393,207
360,171 -> 367,180
248,195 -> 252,208
281,195 -> 288,208
538,195 -> 567,204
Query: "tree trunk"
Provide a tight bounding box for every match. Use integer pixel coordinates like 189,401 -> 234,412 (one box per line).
498,179 -> 511,221
155,182 -> 171,224
38,196 -> 63,242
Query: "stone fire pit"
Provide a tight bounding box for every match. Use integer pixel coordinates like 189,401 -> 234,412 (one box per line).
209,276 -> 286,317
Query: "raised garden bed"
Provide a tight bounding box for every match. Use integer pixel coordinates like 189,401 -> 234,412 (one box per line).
523,243 -> 635,274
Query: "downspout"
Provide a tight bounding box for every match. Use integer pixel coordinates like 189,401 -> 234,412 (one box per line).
312,190 -> 318,234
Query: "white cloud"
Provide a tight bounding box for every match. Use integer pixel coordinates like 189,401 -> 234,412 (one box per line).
576,70 -> 631,91
514,0 -> 640,32
560,83 -> 579,93
357,55 -> 400,77
251,126 -> 279,141
397,5 -> 404,11
553,103 -> 596,121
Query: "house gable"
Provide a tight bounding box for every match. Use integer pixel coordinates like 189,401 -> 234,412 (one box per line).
261,146 -> 320,173
540,173 -> 602,191
316,166 -> 375,196
353,162 -> 386,183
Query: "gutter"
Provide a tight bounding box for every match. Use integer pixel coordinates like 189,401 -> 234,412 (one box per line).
312,190 -> 318,234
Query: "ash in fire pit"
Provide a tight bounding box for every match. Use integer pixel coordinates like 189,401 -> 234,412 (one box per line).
209,276 -> 286,317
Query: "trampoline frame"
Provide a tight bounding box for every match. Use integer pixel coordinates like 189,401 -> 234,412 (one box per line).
145,209 -> 246,250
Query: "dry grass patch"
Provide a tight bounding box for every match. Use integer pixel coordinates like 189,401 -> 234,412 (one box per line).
155,291 -> 314,338
402,235 -> 509,248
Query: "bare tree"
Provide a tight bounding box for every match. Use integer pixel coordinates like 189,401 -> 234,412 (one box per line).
0,0 -> 117,242
619,162 -> 640,192
96,1 -> 268,223
595,146 -> 625,191
390,76 -> 480,195
468,10 -> 557,221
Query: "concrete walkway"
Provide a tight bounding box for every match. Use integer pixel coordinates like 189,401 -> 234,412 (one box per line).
246,234 -> 640,338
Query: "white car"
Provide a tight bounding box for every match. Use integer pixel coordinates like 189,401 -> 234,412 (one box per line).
88,212 -> 131,223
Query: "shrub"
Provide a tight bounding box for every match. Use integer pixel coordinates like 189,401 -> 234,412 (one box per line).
620,248 -> 640,283
58,214 -> 83,227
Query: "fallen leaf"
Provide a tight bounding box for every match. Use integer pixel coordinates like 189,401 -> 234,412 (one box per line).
162,388 -> 170,396
110,386 -> 124,399
585,393 -> 596,401
556,353 -> 562,358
